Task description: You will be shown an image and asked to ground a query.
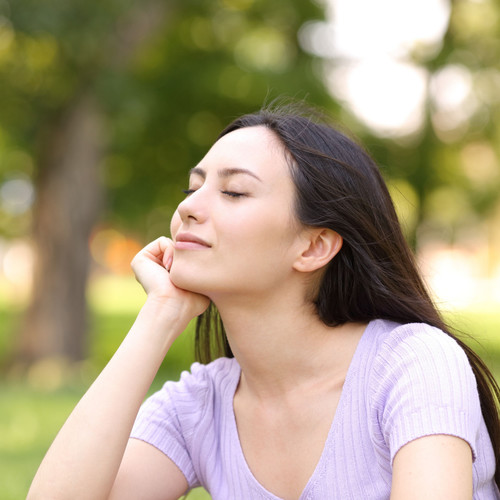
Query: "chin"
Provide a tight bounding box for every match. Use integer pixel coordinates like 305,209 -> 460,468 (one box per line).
169,265 -> 207,294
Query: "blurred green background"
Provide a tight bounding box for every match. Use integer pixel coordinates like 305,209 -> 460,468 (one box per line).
1,0 -> 500,498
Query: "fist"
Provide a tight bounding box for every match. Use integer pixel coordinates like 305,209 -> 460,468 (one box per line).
131,237 -> 210,319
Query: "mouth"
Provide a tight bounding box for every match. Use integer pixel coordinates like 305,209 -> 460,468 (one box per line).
174,233 -> 212,250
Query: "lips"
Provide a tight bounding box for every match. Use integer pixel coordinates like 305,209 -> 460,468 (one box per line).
174,232 -> 211,250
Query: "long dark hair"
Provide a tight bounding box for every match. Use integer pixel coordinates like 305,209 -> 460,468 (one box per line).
194,104 -> 500,485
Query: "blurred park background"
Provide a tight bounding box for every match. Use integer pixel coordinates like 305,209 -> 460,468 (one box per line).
1,0 -> 500,498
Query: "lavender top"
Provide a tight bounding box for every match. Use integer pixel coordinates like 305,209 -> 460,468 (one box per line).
131,319 -> 499,499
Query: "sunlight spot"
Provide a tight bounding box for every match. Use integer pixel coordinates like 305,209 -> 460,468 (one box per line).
425,187 -> 470,226
326,58 -> 427,136
419,245 -> 479,308
0,176 -> 35,215
300,0 -> 451,136
90,228 -> 142,274
460,141 -> 499,189
476,68 -> 500,104
429,65 -> 478,140
2,240 -> 34,295
325,0 -> 450,59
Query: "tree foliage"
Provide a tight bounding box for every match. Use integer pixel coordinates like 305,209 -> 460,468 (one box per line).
0,0 -> 334,362
356,0 -> 500,246
0,0 -> 333,240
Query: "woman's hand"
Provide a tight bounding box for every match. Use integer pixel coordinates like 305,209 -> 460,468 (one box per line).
27,236 -> 208,500
131,236 -> 210,323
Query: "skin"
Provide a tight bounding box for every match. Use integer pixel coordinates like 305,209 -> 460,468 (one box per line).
391,435 -> 473,500
168,126 -> 313,300
27,126 -> 474,500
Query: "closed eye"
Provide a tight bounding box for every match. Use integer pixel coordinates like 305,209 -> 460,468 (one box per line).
182,188 -> 247,198
221,191 -> 246,198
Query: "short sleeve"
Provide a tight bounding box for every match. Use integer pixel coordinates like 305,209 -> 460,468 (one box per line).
130,363 -> 210,488
369,323 -> 482,465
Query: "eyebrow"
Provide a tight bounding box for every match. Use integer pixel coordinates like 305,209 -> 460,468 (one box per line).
189,166 -> 262,182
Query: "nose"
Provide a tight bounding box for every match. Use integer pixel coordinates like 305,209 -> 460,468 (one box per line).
176,188 -> 208,224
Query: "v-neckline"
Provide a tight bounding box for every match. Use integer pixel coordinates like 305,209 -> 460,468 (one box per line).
227,321 -> 373,500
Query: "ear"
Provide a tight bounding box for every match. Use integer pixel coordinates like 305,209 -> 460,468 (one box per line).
293,228 -> 343,273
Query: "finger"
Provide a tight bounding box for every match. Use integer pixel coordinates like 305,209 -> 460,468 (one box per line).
142,237 -> 172,264
162,241 -> 174,271
144,237 -> 169,258
131,237 -> 169,272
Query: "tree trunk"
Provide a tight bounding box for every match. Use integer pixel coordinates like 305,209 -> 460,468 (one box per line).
14,0 -> 170,366
17,91 -> 104,363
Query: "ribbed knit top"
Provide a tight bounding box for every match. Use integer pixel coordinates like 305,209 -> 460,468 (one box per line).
131,319 -> 499,499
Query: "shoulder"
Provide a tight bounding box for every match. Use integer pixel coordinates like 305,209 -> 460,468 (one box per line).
368,319 -> 477,405
133,357 -> 239,435
130,358 -> 239,489
365,320 -> 482,463
368,319 -> 471,380
157,356 -> 239,407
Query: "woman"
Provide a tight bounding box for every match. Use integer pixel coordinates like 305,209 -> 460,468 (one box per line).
28,105 -> 500,499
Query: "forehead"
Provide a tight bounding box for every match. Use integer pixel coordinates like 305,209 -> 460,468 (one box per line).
194,126 -> 289,178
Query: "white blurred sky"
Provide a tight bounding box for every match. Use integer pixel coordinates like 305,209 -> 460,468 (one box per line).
324,0 -> 450,59
301,0 -> 451,136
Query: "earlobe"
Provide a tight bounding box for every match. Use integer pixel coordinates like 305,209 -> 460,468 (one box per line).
293,229 -> 343,273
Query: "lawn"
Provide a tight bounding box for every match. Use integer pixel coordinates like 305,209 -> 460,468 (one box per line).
0,276 -> 499,500
0,276 -> 211,499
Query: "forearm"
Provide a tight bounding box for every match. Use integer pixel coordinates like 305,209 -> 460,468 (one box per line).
27,299 -> 188,500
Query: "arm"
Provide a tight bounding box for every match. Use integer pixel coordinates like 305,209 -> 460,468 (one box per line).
109,439 -> 190,500
370,325 -> 484,500
27,237 -> 209,500
391,434 -> 473,500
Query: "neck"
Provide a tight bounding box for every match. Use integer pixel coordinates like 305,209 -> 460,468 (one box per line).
213,289 -> 367,400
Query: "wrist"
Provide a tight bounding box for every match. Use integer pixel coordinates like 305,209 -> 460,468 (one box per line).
139,296 -> 192,337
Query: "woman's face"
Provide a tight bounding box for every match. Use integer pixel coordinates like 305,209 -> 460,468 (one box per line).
169,125 -> 307,299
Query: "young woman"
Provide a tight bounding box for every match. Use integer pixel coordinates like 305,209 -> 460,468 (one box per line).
28,105 -> 500,499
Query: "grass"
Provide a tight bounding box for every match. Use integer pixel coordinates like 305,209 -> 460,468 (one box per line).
0,378 -> 211,500
0,275 -> 209,499
0,276 -> 499,499
0,383 -> 86,500
0,305 -> 210,500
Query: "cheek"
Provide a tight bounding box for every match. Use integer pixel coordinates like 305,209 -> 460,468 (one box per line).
227,218 -> 296,263
170,210 -> 181,237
